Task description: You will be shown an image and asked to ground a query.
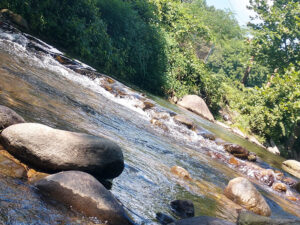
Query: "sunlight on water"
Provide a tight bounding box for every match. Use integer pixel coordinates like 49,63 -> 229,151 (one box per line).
0,24 -> 299,224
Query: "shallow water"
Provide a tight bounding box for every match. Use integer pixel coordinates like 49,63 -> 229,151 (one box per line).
0,22 -> 299,224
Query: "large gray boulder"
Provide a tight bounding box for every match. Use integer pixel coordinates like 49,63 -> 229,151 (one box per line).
167,216 -> 235,225
237,211 -> 300,225
35,171 -> 134,225
177,95 -> 214,121
282,160 -> 300,179
0,123 -> 124,179
224,177 -> 271,216
0,105 -> 25,130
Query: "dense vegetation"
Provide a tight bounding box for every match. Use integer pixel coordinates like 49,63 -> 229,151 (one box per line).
0,0 -> 299,158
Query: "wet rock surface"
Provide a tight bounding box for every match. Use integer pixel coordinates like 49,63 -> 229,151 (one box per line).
223,144 -> 249,159
0,123 -> 124,179
170,200 -> 194,218
173,115 -> 195,130
167,216 -> 235,225
237,211 -> 300,225
224,177 -> 271,216
35,171 -> 134,225
156,212 -> 176,225
0,105 -> 25,130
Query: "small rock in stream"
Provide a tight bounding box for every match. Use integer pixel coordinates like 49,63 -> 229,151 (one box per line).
170,200 -> 194,218
0,105 -> 25,130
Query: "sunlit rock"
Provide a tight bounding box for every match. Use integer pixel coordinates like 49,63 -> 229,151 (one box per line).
0,105 -> 25,130
282,160 -> 300,179
35,171 -> 134,225
224,177 -> 271,216
229,157 -> 240,166
177,95 -> 214,121
247,152 -> 257,162
272,183 -> 287,193
223,144 -> 249,159
171,166 -> 192,180
0,123 -> 124,179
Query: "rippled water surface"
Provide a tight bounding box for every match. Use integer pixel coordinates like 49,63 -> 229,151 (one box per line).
0,24 -> 299,224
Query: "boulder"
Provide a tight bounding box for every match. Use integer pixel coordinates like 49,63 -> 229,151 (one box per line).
247,152 -> 257,162
237,211 -> 300,225
167,216 -> 235,225
170,200 -> 194,218
173,115 -> 195,130
35,171 -> 134,225
170,166 -> 192,180
0,123 -> 124,179
177,95 -> 214,121
224,177 -> 271,216
0,9 -> 29,30
272,183 -> 287,193
0,105 -> 25,130
156,212 -> 175,225
223,144 -> 249,159
282,160 -> 300,179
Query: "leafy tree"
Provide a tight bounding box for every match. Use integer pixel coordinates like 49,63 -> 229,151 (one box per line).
248,0 -> 300,72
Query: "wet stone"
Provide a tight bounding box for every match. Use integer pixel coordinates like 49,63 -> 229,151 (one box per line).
35,171 -> 134,225
170,200 -> 194,218
156,212 -> 175,225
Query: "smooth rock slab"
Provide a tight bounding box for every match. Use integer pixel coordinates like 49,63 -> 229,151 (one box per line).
0,123 -> 124,179
167,216 -> 235,225
224,177 -> 271,216
237,211 -> 300,225
282,160 -> 300,179
0,105 -> 25,129
35,171 -> 134,225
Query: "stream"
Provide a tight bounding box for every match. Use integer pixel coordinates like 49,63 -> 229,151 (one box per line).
0,20 -> 299,225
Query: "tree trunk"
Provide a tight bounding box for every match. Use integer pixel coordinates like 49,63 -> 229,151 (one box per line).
242,56 -> 254,85
266,68 -> 278,88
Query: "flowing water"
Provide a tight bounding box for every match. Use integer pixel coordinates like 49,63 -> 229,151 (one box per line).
0,21 -> 299,224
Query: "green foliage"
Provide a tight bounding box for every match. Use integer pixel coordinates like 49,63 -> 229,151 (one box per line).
248,0 -> 300,73
207,39 -> 269,87
232,66 -> 300,146
1,0 -> 299,157
0,0 -> 167,94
